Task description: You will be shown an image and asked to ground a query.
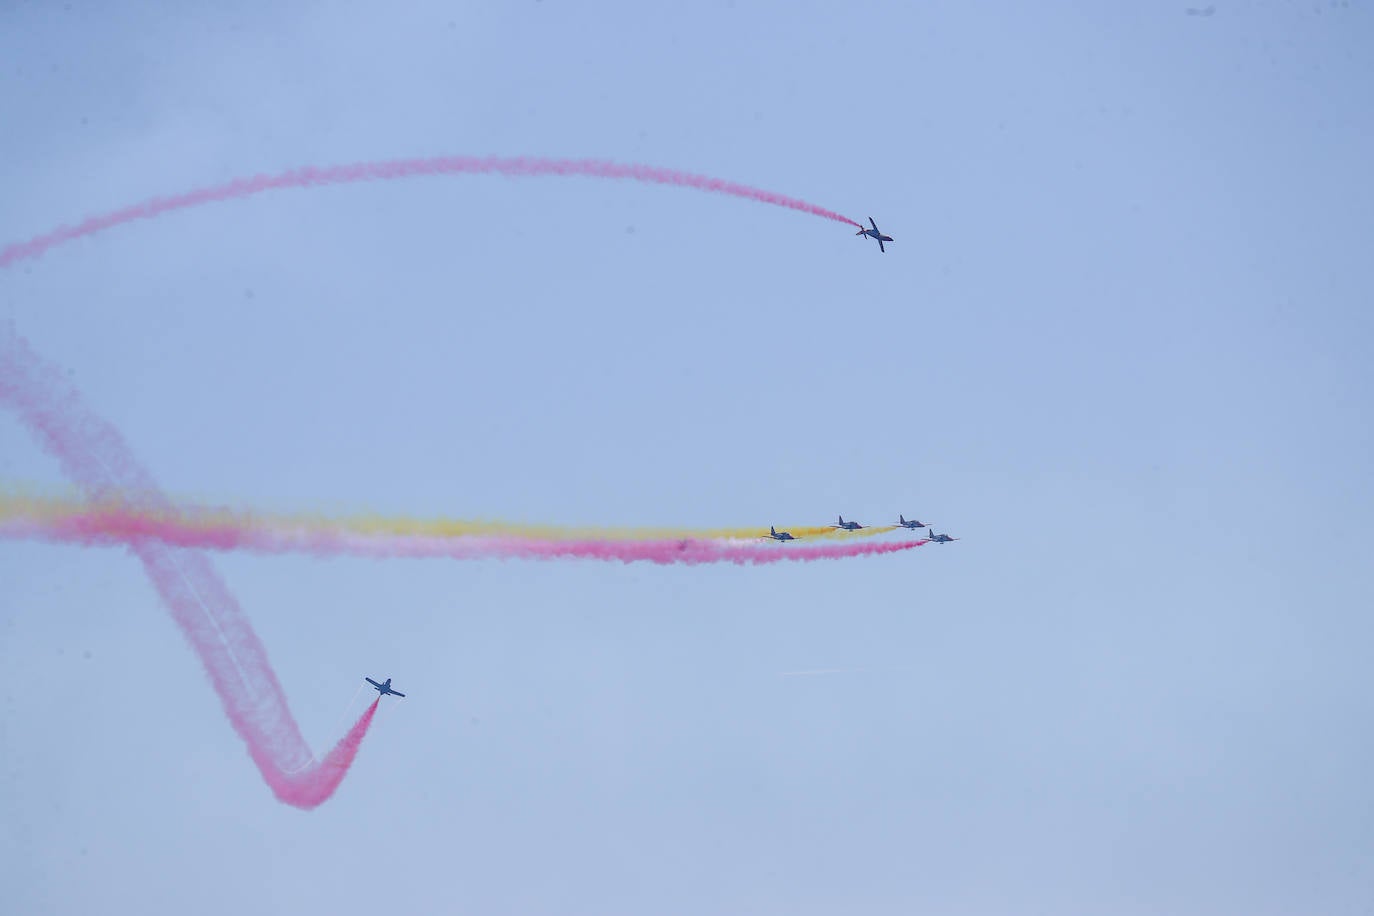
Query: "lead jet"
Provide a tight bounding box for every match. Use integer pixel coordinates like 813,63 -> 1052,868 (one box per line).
926,528 -> 960,544
763,525 -> 798,542
831,515 -> 866,531
366,676 -> 407,698
855,217 -> 894,253
897,515 -> 930,530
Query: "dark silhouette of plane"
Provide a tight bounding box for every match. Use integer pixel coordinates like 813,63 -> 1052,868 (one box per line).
926,528 -> 960,544
897,515 -> 930,529
856,217 -> 894,253
366,676 -> 406,698
831,516 -> 866,531
763,525 -> 797,541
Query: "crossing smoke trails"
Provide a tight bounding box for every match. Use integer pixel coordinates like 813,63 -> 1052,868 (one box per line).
0,155 -> 860,268
0,327 -> 379,809
0,496 -> 917,564
0,157 -> 876,806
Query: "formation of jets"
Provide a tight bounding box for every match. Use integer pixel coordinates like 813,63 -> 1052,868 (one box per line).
770,229 -> 967,547
762,516 -> 959,544
847,226 -> 965,542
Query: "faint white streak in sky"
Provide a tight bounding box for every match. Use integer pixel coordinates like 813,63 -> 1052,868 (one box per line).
779,667 -> 867,677
778,666 -> 913,678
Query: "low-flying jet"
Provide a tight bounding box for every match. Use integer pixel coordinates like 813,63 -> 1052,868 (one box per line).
366,676 -> 407,698
926,528 -> 960,544
831,515 -> 866,531
762,525 -> 797,542
897,515 -> 930,529
855,217 -> 894,253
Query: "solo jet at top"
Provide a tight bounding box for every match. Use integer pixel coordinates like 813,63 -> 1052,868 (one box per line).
926,528 -> 960,544
366,676 -> 406,698
763,525 -> 798,541
831,515 -> 866,531
856,217 -> 894,253
897,515 -> 930,529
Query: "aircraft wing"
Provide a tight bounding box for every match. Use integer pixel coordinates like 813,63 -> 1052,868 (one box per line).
869,217 -> 879,231
365,677 -> 381,688
878,239 -> 885,253
392,690 -> 406,698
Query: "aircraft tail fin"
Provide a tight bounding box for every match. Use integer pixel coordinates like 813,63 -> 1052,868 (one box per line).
770,526 -> 777,537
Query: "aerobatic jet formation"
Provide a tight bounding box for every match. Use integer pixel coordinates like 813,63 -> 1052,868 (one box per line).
366,676 -> 406,698
926,529 -> 960,544
831,516 -> 866,531
897,515 -> 929,529
763,526 -> 798,541
855,217 -> 894,253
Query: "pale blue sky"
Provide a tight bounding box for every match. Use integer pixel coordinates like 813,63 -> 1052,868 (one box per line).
3,2 -> 1372,913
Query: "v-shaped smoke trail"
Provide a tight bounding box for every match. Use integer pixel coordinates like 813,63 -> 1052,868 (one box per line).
0,326 -> 377,809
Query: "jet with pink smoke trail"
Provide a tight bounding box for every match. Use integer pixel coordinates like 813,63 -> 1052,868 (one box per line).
855,217 -> 894,253
366,676 -> 406,698
0,327 -> 378,809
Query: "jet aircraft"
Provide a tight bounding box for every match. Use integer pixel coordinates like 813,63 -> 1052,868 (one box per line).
763,525 -> 797,541
926,528 -> 960,544
855,217 -> 894,253
366,676 -> 406,698
897,515 -> 930,529
831,516 -> 866,531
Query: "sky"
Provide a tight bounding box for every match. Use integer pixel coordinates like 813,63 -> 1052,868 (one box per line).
2,1 -> 1373,913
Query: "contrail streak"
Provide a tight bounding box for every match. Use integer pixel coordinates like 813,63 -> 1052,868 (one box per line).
0,155 -> 861,268
779,668 -> 859,677
0,327 -> 377,809
0,496 -> 916,564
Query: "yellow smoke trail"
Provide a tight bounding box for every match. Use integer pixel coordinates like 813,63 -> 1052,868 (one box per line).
0,489 -> 895,542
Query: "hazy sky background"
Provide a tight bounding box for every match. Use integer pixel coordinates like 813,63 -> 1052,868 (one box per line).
2,1 -> 1372,913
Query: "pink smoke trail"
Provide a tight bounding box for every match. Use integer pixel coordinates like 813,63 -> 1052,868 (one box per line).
0,326 -> 375,809
0,155 -> 861,268
0,503 -> 927,565
277,700 -> 380,809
